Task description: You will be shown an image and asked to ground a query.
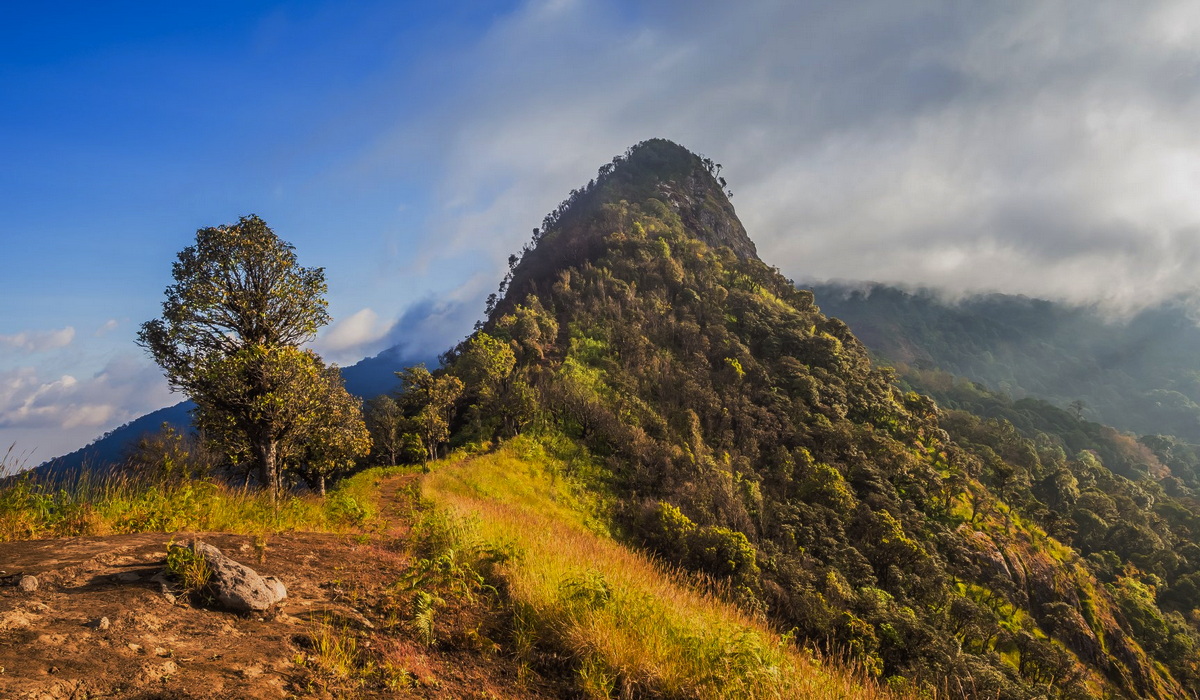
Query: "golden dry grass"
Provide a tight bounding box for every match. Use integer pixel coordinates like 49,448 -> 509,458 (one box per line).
423,435 -> 896,700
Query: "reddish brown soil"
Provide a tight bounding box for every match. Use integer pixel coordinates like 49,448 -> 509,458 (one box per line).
0,476 -> 562,699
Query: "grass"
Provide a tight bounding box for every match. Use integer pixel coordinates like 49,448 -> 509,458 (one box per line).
0,464 -> 410,542
421,434 -> 893,700
165,539 -> 213,593
294,614 -> 418,695
0,440 -> 891,697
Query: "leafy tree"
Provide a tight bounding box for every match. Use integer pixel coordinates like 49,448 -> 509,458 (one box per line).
139,215 -> 335,501
365,395 -> 405,465
453,333 -> 519,439
397,364 -> 463,463
292,364 -> 371,495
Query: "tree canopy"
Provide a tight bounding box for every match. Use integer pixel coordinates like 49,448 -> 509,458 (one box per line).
139,215 -> 367,499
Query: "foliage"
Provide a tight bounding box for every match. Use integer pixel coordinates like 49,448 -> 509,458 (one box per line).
0,463 -> 407,542
396,364 -> 464,462
124,423 -> 221,481
291,363 -> 372,493
364,395 -> 406,465
813,283 -> 1200,447
420,139 -> 1197,697
165,540 -> 212,595
138,214 -> 366,500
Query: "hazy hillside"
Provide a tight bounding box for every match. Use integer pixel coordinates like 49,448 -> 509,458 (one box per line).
810,283 -> 1200,442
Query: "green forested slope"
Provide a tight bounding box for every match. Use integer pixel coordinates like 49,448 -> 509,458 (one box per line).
391,139 -> 1198,698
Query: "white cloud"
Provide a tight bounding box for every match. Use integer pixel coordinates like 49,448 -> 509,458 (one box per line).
312,308 -> 393,364
0,354 -> 172,433
94,319 -> 120,337
369,0 -> 1200,314
0,326 -> 75,354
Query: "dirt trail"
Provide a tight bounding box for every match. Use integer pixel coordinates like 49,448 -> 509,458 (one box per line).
0,474 -> 553,699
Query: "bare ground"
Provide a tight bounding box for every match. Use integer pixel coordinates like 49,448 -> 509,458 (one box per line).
0,476 -> 564,699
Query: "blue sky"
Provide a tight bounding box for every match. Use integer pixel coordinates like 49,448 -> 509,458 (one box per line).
5,0 -> 1200,463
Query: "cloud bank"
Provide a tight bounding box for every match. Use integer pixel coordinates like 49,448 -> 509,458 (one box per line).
0,354 -> 174,462
387,0 -> 1200,314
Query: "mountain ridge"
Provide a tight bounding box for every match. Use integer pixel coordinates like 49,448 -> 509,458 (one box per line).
29,345 -> 429,477
417,138 -> 1188,697
809,281 -> 1200,443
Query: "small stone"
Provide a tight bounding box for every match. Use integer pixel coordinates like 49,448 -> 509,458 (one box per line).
97,616 -> 111,631
127,643 -> 142,653
153,647 -> 169,657
17,575 -> 37,593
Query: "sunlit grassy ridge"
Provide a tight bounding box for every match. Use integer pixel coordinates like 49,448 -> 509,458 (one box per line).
422,435 -> 893,699
0,465 -> 404,542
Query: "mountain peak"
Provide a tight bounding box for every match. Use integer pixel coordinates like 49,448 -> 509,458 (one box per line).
492,140 -> 757,318
601,139 -> 757,260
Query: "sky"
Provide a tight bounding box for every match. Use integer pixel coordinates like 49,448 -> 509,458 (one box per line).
4,0 -> 1200,463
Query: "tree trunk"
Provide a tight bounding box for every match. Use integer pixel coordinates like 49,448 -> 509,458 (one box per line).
257,438 -> 278,504
319,473 -> 326,497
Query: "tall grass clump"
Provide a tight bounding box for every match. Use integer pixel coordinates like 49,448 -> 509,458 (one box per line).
422,435 -> 893,700
0,464 -> 406,543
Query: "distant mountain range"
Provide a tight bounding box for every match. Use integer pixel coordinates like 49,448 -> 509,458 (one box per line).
35,345 -> 430,476
810,283 -> 1200,442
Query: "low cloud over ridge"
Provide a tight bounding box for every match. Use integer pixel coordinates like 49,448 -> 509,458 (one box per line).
385,0 -> 1200,314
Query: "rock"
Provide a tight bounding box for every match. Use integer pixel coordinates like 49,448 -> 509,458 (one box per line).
263,576 -> 287,604
188,541 -> 285,613
17,575 -> 38,593
96,616 -> 111,631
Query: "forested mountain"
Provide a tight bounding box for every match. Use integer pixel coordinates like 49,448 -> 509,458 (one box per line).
810,283 -> 1200,442
403,139 -> 1200,697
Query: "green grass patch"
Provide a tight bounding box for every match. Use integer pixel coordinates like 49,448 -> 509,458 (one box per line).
0,464 -> 414,542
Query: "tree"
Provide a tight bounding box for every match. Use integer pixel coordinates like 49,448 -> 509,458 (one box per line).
139,215 -> 335,502
397,364 -> 463,463
292,364 -> 371,495
365,395 -> 405,465
454,332 -> 528,439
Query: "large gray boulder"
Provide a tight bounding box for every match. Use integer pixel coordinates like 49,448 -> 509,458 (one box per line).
188,541 -> 286,613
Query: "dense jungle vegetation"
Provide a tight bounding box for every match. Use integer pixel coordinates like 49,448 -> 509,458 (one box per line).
366,139 -> 1200,698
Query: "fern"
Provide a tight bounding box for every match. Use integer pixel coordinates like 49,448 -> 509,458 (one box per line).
410,589 -> 443,647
